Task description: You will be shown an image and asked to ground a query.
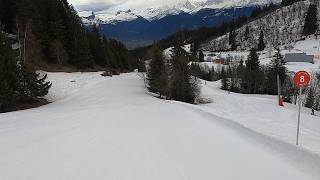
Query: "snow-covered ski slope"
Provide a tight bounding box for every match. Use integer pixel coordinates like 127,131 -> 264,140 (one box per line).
0,72 -> 320,180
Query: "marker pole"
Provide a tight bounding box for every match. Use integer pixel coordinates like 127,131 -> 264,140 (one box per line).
296,87 -> 302,146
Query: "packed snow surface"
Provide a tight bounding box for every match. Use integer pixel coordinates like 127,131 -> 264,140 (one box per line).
0,72 -> 320,180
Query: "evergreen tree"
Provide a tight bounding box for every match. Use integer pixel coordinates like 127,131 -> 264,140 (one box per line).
66,6 -> 93,68
190,40 -> 199,62
265,49 -> 287,95
0,32 -> 19,112
138,59 -> 146,72
244,26 -> 250,40
221,66 -> 229,90
87,25 -> 108,67
169,32 -> 199,103
303,4 -> 318,36
257,30 -> 266,51
243,49 -> 263,94
102,37 -> 118,69
16,65 -> 51,102
147,44 -> 168,98
190,63 -> 202,79
0,31 -> 51,112
198,50 -> 205,62
229,30 -> 237,51
305,89 -> 315,109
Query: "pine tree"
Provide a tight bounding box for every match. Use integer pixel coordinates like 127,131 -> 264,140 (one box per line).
221,66 -> 229,90
147,44 -> 168,98
0,30 -> 51,112
16,64 -> 51,102
198,50 -> 204,62
102,37 -> 118,69
190,40 -> 199,62
244,26 -> 250,40
87,25 -> 108,67
265,49 -> 287,95
229,30 -> 237,51
0,32 -> 19,112
305,89 -> 315,109
243,49 -> 263,94
169,32 -> 199,103
303,4 -> 318,36
257,30 -> 266,51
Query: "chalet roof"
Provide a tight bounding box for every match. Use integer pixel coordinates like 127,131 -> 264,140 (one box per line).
284,53 -> 314,63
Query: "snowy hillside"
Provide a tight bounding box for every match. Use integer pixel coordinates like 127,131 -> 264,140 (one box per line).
199,36 -> 320,73
0,72 -> 320,179
201,1 -> 313,51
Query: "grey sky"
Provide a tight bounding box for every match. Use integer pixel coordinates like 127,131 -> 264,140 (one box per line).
68,0 -> 207,12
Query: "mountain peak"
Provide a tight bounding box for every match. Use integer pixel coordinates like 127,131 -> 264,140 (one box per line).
80,0 -> 281,24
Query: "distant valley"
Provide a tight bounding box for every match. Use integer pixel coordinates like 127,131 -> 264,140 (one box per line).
82,6 -> 257,49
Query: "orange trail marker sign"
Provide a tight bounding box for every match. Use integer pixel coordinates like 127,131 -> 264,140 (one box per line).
294,71 -> 311,88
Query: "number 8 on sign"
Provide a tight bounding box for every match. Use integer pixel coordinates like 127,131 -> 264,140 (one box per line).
294,71 -> 311,88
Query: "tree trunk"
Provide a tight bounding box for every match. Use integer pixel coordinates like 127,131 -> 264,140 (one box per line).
23,24 -> 28,63
16,21 -> 22,62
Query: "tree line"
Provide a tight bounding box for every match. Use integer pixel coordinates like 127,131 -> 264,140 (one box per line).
0,0 -> 136,112
220,49 -> 287,95
0,0 -> 135,70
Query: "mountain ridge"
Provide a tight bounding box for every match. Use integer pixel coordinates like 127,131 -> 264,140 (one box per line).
80,0 -> 281,24
201,0 -> 320,52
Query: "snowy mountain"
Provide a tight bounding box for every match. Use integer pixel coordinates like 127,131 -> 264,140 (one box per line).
98,7 -> 256,49
80,0 -> 281,24
78,0 -> 282,49
201,0 -> 319,51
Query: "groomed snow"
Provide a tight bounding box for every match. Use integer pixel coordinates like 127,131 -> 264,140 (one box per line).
0,72 -> 319,179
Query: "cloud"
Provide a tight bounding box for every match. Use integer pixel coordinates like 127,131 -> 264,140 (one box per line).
76,2 -> 113,11
68,0 -> 176,11
68,0 -> 214,12
68,0 -> 127,11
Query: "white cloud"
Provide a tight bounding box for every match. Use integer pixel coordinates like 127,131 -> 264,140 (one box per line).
68,0 -> 205,12
68,0 -> 125,11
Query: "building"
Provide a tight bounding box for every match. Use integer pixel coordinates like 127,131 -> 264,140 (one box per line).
212,58 -> 225,64
284,53 -> 314,63
205,55 -> 226,64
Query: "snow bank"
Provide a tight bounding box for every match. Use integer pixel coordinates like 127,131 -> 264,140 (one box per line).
44,72 -> 105,102
200,79 -> 320,156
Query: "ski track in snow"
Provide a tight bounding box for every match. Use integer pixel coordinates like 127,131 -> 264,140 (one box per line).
0,72 -> 319,180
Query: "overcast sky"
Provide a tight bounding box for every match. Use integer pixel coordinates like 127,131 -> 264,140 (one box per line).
68,0 -> 207,12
